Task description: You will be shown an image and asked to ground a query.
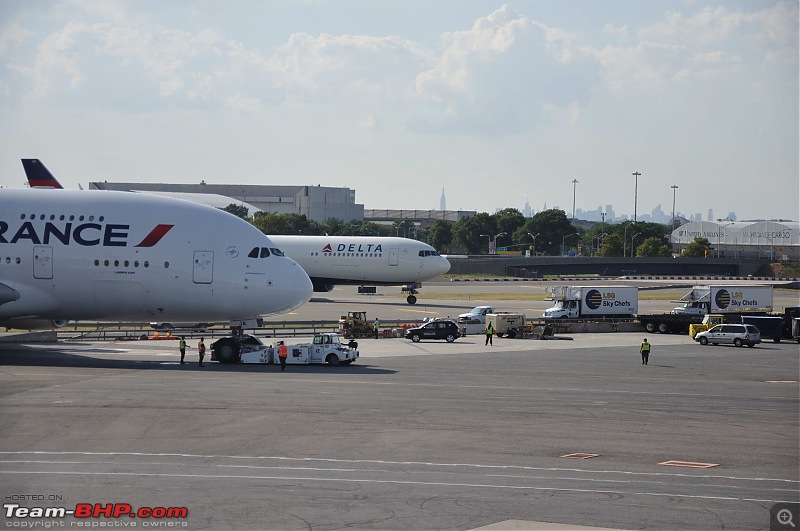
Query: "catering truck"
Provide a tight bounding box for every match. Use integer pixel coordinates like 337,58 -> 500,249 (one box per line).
543,284 -> 775,335
672,285 -> 773,315
543,286 -> 638,319
643,285 -> 774,334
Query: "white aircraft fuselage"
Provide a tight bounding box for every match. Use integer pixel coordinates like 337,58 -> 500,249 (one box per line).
0,188 -> 313,328
268,235 -> 451,289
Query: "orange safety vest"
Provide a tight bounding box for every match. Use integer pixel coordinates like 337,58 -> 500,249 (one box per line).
278,345 -> 288,358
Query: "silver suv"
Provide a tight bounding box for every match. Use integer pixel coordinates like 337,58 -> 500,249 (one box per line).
694,324 -> 761,347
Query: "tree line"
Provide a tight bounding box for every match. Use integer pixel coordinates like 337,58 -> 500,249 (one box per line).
222,204 -> 713,258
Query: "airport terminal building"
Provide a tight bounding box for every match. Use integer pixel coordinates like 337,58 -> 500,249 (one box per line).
89,182 -> 364,222
671,220 -> 800,260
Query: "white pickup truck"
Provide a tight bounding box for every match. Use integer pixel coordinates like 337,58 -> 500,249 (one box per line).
457,306 -> 496,324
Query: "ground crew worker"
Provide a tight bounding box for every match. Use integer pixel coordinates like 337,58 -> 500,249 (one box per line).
374,318 -> 380,339
197,337 -> 205,367
277,341 -> 288,371
640,338 -> 651,365
179,336 -> 186,365
485,322 -> 494,346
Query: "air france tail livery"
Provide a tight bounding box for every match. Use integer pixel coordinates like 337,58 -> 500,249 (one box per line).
0,188 -> 313,330
268,235 -> 451,304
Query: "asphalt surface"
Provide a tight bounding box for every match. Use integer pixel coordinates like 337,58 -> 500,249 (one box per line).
1,282 -> 799,530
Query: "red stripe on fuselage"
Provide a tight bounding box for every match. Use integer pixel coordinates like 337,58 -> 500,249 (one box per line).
135,224 -> 174,247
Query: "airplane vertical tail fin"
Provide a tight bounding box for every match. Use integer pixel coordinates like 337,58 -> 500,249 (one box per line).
21,159 -> 64,189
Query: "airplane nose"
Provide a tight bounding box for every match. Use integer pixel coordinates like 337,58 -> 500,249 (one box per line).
439,256 -> 451,276
289,260 -> 313,311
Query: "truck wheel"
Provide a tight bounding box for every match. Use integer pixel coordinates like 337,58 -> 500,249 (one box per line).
407,295 -> 417,305
658,323 -> 668,334
214,338 -> 240,364
445,334 -> 456,343
773,337 -> 781,343
645,322 -> 655,333
734,338 -> 743,347
699,336 -> 708,345
507,329 -> 517,339
411,334 -> 421,343
496,332 -> 504,338
326,353 -> 340,366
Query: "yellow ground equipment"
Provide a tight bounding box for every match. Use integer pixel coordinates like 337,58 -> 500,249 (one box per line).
689,314 -> 724,338
338,311 -> 375,339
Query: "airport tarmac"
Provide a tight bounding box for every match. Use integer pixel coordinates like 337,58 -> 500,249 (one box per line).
1,283 -> 799,530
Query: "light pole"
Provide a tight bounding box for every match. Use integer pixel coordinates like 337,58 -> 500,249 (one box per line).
527,232 -> 539,255
670,185 -> 679,241
717,222 -> 734,258
623,223 -> 632,257
493,232 -> 507,254
631,232 -> 642,257
480,234 -> 491,254
562,232 -> 579,256
571,178 -> 579,221
632,171 -> 641,222
593,233 -> 608,256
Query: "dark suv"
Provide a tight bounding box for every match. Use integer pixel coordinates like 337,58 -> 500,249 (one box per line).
404,320 -> 461,343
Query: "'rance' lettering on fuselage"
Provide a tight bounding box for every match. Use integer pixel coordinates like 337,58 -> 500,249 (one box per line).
0,221 -> 173,247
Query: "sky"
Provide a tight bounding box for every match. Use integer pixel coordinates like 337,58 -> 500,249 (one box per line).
0,0 -> 797,222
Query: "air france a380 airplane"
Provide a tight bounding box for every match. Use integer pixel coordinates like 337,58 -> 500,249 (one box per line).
0,187 -> 313,332
268,235 -> 451,304
22,159 -> 451,305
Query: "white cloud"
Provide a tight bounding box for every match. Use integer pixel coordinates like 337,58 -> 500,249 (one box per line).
0,21 -> 30,56
413,4 -> 596,133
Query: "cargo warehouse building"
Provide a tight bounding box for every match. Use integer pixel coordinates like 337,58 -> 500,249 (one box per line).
671,220 -> 800,260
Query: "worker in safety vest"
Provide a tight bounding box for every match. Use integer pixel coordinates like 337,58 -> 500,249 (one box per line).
277,341 -> 288,372
179,336 -> 186,365
374,318 -> 380,339
640,338 -> 651,365
485,322 -> 494,346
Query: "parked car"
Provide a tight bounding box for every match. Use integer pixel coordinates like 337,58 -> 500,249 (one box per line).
404,320 -> 461,343
457,306 -> 495,324
694,324 -> 761,347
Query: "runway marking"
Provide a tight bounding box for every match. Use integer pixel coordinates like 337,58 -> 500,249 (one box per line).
561,453 -> 600,459
659,460 -> 719,469
1,452 -> 796,484
0,470 -> 793,504
397,308 -> 439,314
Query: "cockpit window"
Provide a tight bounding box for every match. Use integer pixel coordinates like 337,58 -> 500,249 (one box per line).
418,250 -> 441,257
248,247 -> 259,258
270,248 -> 285,257
260,247 -> 271,258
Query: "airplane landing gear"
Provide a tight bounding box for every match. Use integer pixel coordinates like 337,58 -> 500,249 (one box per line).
402,283 -> 419,305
